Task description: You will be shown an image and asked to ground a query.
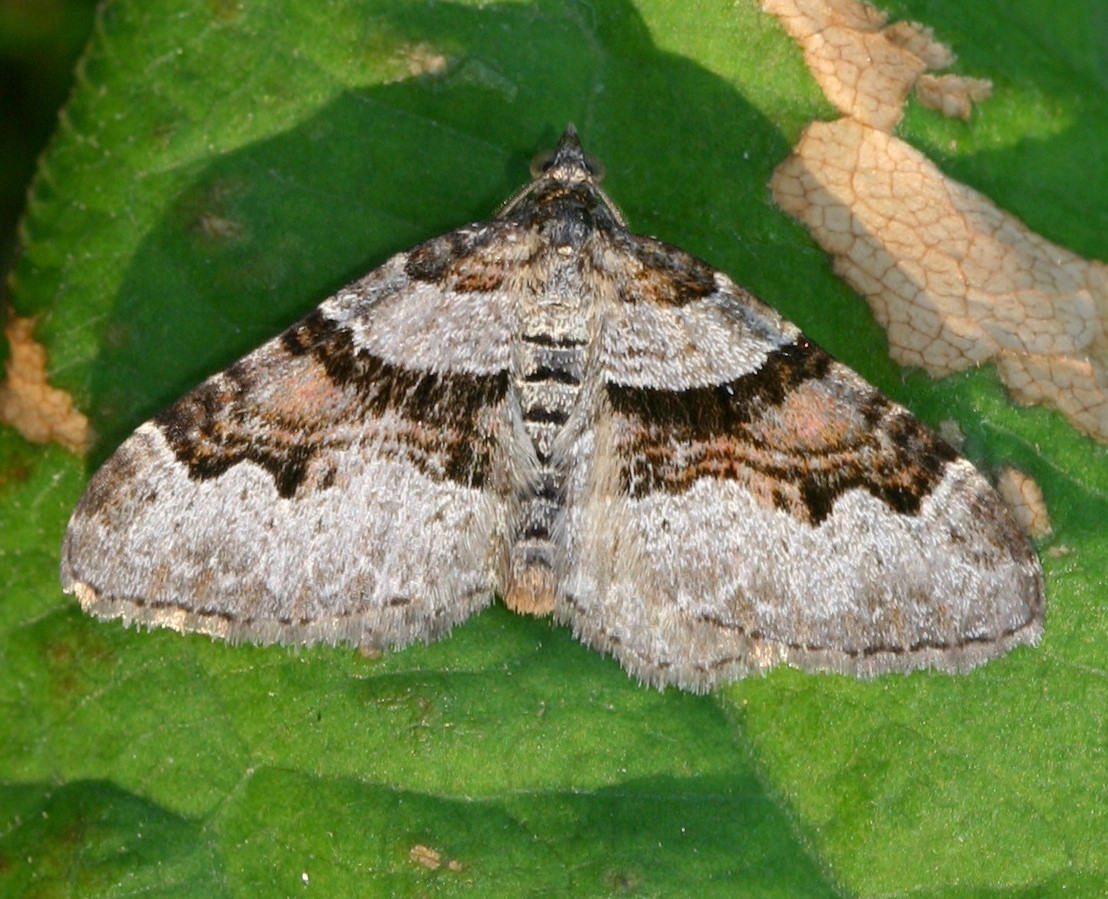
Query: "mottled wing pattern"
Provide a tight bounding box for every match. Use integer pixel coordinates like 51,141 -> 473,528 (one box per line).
62,238 -> 529,649
558,237 -> 1043,691
63,125 -> 1045,691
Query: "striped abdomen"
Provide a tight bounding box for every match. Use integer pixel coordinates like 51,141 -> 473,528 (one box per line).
505,312 -> 587,614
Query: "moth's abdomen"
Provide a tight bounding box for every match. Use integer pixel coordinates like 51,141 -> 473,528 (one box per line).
505,298 -> 589,614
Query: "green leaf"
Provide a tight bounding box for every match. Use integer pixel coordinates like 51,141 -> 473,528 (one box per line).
3,0 -> 1106,894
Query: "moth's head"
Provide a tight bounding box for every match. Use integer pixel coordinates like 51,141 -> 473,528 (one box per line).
528,124 -> 606,183
499,124 -> 626,231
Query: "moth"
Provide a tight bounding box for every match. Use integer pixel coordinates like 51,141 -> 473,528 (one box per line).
62,126 -> 1044,692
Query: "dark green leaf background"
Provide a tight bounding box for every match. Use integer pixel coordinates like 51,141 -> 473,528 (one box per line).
3,0 -> 1105,895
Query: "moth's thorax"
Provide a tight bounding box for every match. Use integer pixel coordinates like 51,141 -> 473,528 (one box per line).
502,181 -> 625,252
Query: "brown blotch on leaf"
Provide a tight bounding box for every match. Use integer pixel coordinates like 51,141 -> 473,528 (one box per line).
915,73 -> 993,120
386,42 -> 450,82
409,843 -> 463,873
762,0 -> 991,130
0,317 -> 90,454
772,118 -> 1108,443
995,467 -> 1052,540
